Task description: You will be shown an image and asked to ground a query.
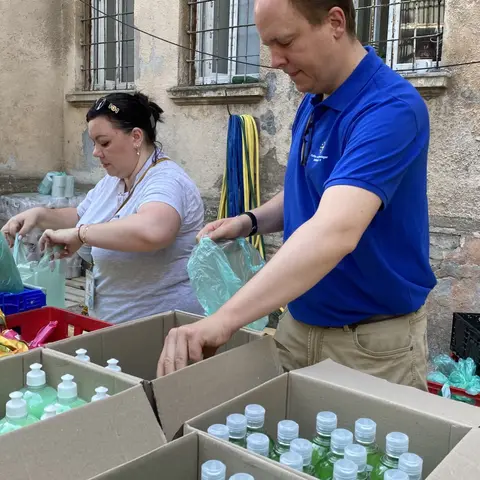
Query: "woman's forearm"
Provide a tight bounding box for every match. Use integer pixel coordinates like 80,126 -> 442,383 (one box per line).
36,207 -> 79,230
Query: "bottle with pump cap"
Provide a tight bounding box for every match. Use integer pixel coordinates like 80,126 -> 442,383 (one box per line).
370,432 -> 409,480
315,428 -> 354,480
312,411 -> 338,466
20,363 -> 57,419
279,451 -> 304,472
384,470 -> 409,480
227,414 -> 248,448
333,459 -> 358,480
246,432 -> 270,457
91,386 -> 110,402
398,453 -> 423,480
75,349 -> 90,362
40,404 -> 59,420
344,444 -> 368,480
355,418 -> 383,473
244,404 -> 274,451
291,438 -> 316,476
105,358 -> 122,372
201,460 -> 226,480
0,392 -> 40,435
229,474 -> 254,480
55,374 -> 87,414
270,419 -> 300,461
208,424 -> 230,441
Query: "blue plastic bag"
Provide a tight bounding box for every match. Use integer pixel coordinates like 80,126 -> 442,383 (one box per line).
0,234 -> 24,293
187,237 -> 268,331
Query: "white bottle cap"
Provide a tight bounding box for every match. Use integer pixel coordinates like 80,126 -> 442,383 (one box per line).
386,432 -> 409,458
26,363 -> 47,387
201,460 -> 226,480
316,411 -> 338,435
244,404 -> 265,428
41,404 -> 59,420
290,438 -> 313,467
277,419 -> 299,444
57,374 -> 78,400
385,470 -> 409,480
333,458 -> 358,480
91,386 -> 110,402
279,451 -> 303,471
106,358 -> 122,372
207,424 -> 230,441
331,429 -> 354,455
344,444 -> 367,473
355,418 -> 377,444
75,349 -> 90,362
227,414 -> 247,439
6,392 -> 27,419
399,453 -> 423,478
246,432 -> 270,457
228,474 -> 254,480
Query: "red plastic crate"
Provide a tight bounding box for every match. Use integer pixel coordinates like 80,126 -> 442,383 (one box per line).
5,307 -> 111,343
428,380 -> 480,407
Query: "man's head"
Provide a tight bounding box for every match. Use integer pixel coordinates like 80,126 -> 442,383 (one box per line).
255,0 -> 360,94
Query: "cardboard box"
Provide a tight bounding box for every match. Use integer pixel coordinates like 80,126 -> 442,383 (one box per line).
185,359 -> 480,478
91,430 -> 310,480
0,349 -> 167,480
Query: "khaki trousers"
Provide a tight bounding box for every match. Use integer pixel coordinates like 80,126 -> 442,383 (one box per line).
273,306 -> 428,391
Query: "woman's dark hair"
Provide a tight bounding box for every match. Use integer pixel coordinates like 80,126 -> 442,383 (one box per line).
86,91 -> 164,145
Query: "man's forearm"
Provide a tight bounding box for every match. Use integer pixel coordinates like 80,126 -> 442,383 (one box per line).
36,208 -> 79,231
251,190 -> 284,235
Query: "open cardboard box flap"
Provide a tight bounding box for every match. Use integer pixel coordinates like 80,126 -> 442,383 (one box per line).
153,335 -> 284,440
0,349 -> 167,480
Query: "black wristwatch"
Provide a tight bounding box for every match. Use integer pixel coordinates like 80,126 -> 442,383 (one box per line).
241,211 -> 258,237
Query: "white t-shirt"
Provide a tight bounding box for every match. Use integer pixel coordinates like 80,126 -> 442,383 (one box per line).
76,151 -> 204,324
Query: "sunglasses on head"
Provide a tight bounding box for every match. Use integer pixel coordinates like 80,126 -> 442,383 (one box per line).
94,97 -> 120,114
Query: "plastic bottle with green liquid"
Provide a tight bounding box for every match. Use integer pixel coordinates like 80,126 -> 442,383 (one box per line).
227,413 -> 248,448
270,419 -> 299,461
54,374 -> 87,414
40,404 -> 59,420
20,363 -> 57,420
246,432 -> 270,458
370,432 -> 409,480
315,428 -> 354,480
279,451 -> 304,472
344,444 -> 368,480
291,438 -> 317,476
229,475 -> 254,480
312,411 -> 338,467
0,392 -> 40,435
398,453 -> 423,480
354,418 -> 383,474
384,470 -> 409,480
333,459 -> 358,480
208,424 -> 230,441
201,460 -> 226,480
244,403 -> 274,451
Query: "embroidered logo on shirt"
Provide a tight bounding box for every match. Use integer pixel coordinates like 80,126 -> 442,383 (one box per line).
310,142 -> 328,162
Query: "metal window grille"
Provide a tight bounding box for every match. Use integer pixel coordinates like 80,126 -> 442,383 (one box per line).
355,0 -> 444,71
83,0 -> 135,91
187,0 -> 261,86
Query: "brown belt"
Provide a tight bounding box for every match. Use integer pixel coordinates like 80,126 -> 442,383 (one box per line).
330,313 -> 409,330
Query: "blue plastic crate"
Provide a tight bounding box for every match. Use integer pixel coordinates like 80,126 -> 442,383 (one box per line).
0,287 -> 47,315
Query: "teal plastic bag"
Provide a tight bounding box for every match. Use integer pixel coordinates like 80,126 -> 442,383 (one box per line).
187,237 -> 268,331
13,236 -> 66,308
0,234 -> 24,293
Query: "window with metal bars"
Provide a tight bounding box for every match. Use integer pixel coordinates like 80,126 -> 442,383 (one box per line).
355,0 -> 444,71
83,0 -> 135,91
188,0 -> 260,85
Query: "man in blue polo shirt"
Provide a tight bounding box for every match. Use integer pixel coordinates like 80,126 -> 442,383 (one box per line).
157,0 -> 436,389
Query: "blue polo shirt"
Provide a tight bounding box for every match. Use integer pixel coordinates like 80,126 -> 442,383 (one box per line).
284,46 -> 437,327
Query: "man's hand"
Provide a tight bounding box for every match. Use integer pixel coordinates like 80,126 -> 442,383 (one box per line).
196,215 -> 252,243
39,228 -> 82,258
156,314 -> 235,376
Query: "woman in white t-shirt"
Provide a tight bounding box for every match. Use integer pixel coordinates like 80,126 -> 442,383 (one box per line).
2,92 -> 204,323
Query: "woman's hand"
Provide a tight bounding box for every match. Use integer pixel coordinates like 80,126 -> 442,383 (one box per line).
1,208 -> 42,247
39,228 -> 82,258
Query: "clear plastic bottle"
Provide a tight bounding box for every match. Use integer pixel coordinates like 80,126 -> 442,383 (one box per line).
55,374 -> 87,414
291,438 -> 316,476
105,358 -> 122,372
208,424 -> 230,441
201,460 -> 226,480
279,451 -> 304,472
40,404 -> 59,420
355,418 -> 383,474
20,363 -> 57,419
315,428 -> 354,480
229,474 -> 254,480
270,419 -> 300,461
246,432 -> 270,457
75,348 -> 90,362
227,414 -> 248,448
333,459 -> 358,480
398,453 -> 423,480
312,411 -> 338,466
91,386 -> 110,402
384,470 -> 409,480
370,433 -> 409,480
344,444 -> 368,480
0,392 -> 40,435
245,404 -> 266,437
